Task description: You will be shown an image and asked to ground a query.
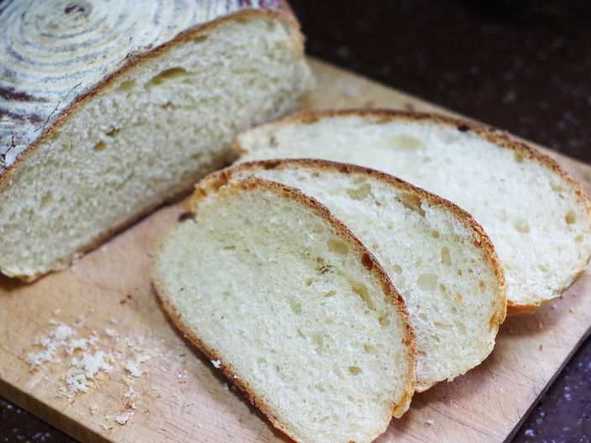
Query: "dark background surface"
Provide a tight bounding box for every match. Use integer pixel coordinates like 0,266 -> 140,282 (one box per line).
2,1 -> 591,442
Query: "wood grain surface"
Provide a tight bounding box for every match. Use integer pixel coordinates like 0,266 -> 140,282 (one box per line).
1,58 -> 590,443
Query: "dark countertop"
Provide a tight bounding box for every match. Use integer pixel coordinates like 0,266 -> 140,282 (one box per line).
2,1 -> 591,441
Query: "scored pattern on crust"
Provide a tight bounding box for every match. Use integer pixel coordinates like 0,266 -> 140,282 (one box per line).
0,0 -> 283,172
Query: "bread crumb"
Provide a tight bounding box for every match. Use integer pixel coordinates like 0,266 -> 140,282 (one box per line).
114,410 -> 134,425
125,360 -> 142,378
26,323 -> 74,368
211,360 -> 222,369
89,405 -> 98,416
125,353 -> 151,378
66,351 -> 113,394
425,419 -> 434,426
67,338 -> 89,354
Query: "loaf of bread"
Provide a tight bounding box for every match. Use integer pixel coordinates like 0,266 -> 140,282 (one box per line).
0,0 -> 312,280
153,177 -> 416,443
236,110 -> 591,312
207,159 -> 506,391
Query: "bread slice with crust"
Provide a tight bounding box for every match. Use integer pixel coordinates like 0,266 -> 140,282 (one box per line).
236,110 -> 591,312
153,177 -> 416,443
207,159 -> 506,391
0,3 -> 312,281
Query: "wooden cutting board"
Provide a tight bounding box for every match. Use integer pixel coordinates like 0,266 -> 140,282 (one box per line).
1,58 -> 591,443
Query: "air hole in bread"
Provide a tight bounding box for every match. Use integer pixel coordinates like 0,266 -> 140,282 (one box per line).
399,193 -> 425,216
391,134 -> 424,149
94,141 -> 107,151
312,335 -> 325,352
417,273 -> 438,291
363,344 -> 376,353
576,234 -> 584,243
323,290 -> 336,297
348,366 -> 362,375
441,247 -> 452,266
392,264 -> 402,274
223,245 -> 236,250
118,79 -> 136,92
268,135 -> 279,147
565,211 -> 577,225
431,230 -> 440,238
147,67 -> 189,88
160,101 -> 176,110
479,280 -> 486,293
346,183 -> 371,200
327,238 -> 349,255
106,127 -> 120,137
513,219 -> 530,234
315,257 -> 332,275
304,277 -> 314,287
289,299 -> 302,314
350,281 -> 375,310
378,313 -> 390,327
40,192 -> 53,209
538,264 -> 549,273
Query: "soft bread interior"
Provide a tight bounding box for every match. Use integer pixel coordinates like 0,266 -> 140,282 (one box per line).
226,161 -> 505,390
154,179 -> 414,443
237,114 -> 591,308
0,15 -> 311,279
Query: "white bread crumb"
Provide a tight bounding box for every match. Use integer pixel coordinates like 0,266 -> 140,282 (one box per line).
114,410 -> 135,425
26,323 -> 74,368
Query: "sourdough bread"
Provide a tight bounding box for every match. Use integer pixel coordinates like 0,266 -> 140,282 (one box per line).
208,160 -> 506,390
236,110 -> 591,312
153,177 -> 416,443
0,1 -> 312,280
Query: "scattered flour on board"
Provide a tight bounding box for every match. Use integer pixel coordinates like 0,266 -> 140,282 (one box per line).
24,320 -> 159,427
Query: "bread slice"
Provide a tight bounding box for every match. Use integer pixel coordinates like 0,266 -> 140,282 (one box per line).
236,110 -> 591,312
207,159 -> 506,391
0,3 -> 312,280
153,177 -> 416,443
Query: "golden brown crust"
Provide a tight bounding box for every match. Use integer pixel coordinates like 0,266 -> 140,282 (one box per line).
0,8 -> 305,281
153,177 -> 417,436
234,109 -> 591,314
